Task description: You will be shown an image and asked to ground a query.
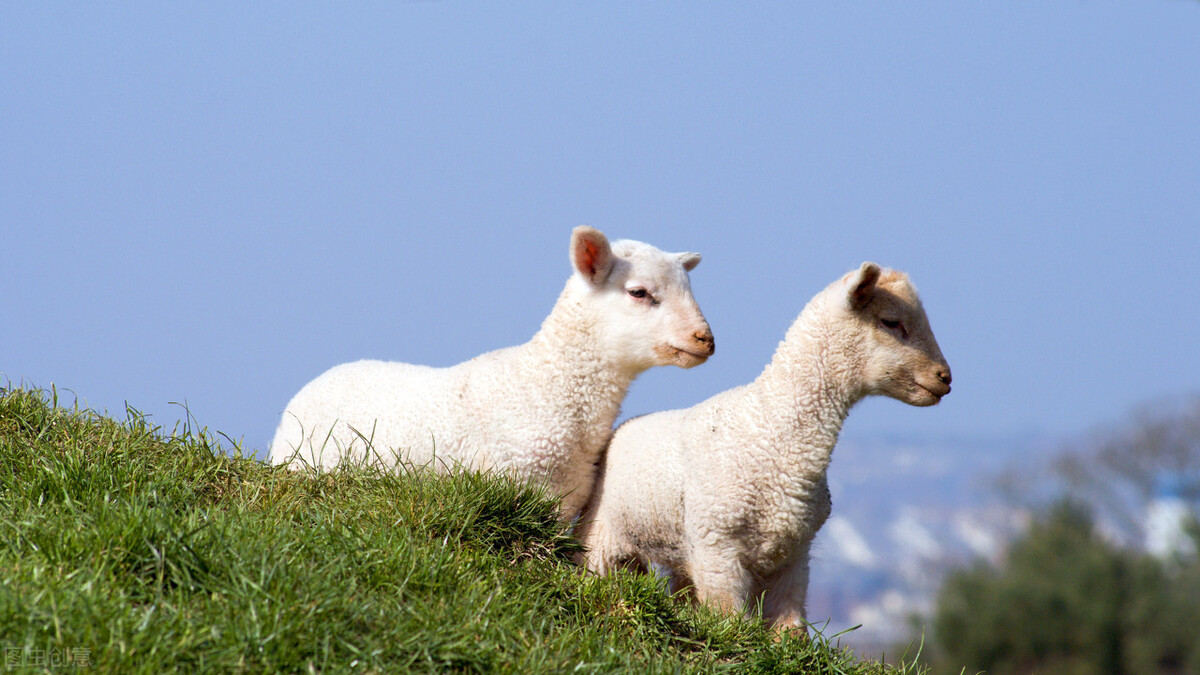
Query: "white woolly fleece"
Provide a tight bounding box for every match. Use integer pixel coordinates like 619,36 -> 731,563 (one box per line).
579,262 -> 951,630
269,227 -> 713,521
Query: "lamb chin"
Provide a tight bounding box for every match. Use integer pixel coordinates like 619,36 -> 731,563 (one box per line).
653,343 -> 701,367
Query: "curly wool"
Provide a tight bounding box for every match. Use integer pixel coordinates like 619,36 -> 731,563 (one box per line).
579,262 -> 951,630
269,228 -> 713,521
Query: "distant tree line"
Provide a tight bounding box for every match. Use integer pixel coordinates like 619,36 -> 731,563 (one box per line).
925,396 -> 1200,675
997,395 -> 1200,548
928,501 -> 1199,675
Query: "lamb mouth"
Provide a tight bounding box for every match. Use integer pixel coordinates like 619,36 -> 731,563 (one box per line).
917,382 -> 950,402
661,344 -> 710,366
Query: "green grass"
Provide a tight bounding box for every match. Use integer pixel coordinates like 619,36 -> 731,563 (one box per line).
0,385 -> 927,674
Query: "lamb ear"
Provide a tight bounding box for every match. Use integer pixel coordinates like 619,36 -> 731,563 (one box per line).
677,252 -> 701,271
570,226 -> 614,285
848,261 -> 882,310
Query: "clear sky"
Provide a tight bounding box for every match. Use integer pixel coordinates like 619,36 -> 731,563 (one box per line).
4,2 -> 1199,455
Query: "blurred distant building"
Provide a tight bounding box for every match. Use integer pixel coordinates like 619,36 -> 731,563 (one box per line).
1145,474 -> 1197,559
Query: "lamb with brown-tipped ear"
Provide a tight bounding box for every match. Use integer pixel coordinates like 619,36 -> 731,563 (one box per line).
577,262 -> 950,631
269,226 -> 714,522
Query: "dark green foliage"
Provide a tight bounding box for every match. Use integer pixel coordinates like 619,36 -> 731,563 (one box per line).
929,501 -> 1200,675
0,386 -> 919,674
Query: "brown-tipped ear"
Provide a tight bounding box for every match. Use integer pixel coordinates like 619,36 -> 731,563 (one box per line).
570,226 -> 614,285
677,252 -> 701,272
848,261 -> 882,310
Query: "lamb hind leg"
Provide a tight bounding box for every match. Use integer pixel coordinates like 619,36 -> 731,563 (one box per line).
667,566 -> 695,598
576,515 -> 644,576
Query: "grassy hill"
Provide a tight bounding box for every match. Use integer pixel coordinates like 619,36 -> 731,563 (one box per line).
0,386 -> 927,674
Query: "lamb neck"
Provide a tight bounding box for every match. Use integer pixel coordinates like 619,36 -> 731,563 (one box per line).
749,309 -> 862,479
524,289 -> 636,438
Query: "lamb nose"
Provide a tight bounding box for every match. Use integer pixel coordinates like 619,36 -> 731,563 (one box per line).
938,369 -> 952,385
694,330 -> 715,354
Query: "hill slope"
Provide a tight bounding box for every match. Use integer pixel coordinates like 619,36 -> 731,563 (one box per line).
0,386 -> 925,674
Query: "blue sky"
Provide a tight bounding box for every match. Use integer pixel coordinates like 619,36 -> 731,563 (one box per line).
4,2 -> 1199,455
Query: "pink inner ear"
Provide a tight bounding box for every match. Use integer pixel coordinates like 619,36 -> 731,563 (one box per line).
576,235 -> 611,280
579,240 -> 601,275
852,278 -> 875,308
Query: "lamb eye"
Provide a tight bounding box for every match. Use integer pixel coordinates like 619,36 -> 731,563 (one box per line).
627,288 -> 649,299
881,318 -> 908,339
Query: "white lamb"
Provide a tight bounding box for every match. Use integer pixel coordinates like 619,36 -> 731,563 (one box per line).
578,262 -> 951,631
269,226 -> 715,521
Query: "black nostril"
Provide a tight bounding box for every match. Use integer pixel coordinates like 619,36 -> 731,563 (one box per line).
938,370 -> 952,385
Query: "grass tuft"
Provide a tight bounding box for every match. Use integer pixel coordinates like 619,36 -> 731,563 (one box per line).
0,385 -> 925,673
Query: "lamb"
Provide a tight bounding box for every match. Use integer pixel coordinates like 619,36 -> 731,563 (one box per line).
577,262 -> 951,631
269,226 -> 715,521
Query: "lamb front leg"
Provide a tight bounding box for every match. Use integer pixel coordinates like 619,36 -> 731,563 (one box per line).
761,547 -> 813,635
688,543 -> 755,618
